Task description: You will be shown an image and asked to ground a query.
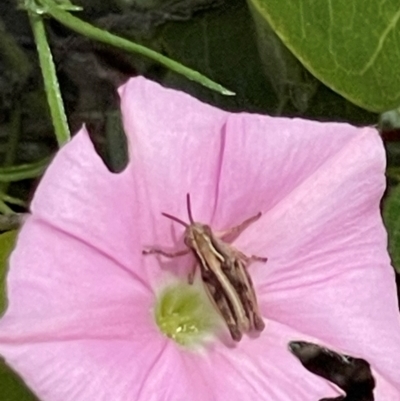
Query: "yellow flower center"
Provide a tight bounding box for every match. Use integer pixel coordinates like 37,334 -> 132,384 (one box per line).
155,282 -> 220,346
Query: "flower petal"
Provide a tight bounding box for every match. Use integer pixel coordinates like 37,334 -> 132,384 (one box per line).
228,124 -> 400,388
0,336 -> 170,401
28,128 -> 143,276
209,114 -> 362,229
373,371 -> 400,401
0,321 -> 339,401
0,217 -> 153,342
119,77 -> 228,228
181,320 -> 340,401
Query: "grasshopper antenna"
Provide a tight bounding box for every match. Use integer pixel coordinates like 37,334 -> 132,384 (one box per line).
186,193 -> 195,224
161,212 -> 188,227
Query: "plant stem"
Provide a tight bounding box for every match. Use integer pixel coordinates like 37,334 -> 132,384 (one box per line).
39,0 -> 235,96
0,157 -> 51,182
28,10 -> 70,146
0,200 -> 13,215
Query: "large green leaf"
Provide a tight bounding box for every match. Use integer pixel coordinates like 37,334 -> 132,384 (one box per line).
0,231 -> 38,401
157,0 -> 376,124
248,0 -> 400,112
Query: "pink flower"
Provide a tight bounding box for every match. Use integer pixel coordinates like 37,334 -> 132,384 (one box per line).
0,77 -> 399,401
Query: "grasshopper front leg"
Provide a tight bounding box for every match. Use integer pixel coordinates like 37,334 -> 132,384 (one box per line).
143,247 -> 198,285
188,259 -> 198,284
142,248 -> 190,258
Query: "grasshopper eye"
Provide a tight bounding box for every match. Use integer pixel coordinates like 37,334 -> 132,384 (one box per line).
202,225 -> 212,236
184,236 -> 193,248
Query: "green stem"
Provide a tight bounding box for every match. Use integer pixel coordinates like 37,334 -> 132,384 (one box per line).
1,194 -> 28,208
38,0 -> 235,96
0,157 -> 51,182
28,10 -> 70,146
0,200 -> 13,215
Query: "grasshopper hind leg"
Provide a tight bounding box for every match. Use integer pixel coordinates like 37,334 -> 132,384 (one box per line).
202,274 -> 243,342
218,212 -> 262,242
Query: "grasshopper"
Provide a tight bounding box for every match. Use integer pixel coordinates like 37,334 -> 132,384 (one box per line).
143,194 -> 267,342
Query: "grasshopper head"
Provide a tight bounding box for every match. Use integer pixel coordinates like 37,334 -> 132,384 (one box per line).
184,223 -> 212,250
162,194 -> 214,252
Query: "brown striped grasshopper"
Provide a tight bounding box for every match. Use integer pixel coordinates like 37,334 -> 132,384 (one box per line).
143,194 -> 267,341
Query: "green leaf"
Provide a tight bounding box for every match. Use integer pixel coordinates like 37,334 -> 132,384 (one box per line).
383,185 -> 400,272
35,0 -> 234,96
0,230 -> 17,314
248,0 -> 400,112
158,1 -> 376,124
0,360 -> 39,401
159,1 -> 276,113
249,8 -> 318,114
